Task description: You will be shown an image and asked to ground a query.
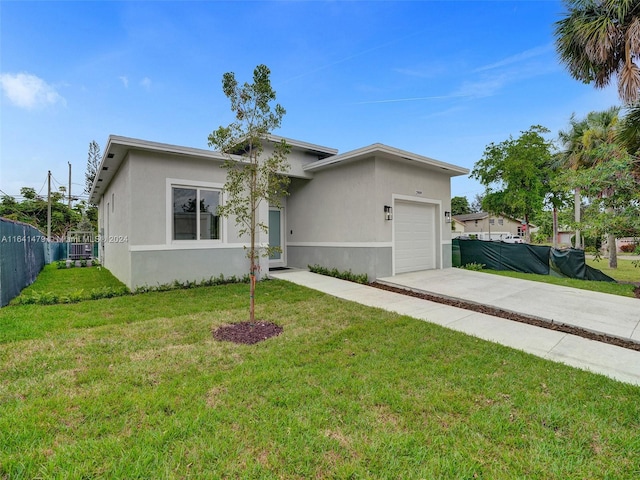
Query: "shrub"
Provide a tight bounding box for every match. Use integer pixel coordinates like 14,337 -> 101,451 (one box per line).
307,264 -> 369,284
460,262 -> 486,271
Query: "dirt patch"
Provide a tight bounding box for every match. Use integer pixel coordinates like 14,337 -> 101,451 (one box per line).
635,286 -> 640,299
213,321 -> 283,345
371,282 -> 640,352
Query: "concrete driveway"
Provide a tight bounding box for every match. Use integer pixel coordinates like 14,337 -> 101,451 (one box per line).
378,268 -> 640,344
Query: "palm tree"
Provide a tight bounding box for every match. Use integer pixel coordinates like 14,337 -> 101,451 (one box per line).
558,107 -> 622,267
617,103 -> 640,171
555,0 -> 640,104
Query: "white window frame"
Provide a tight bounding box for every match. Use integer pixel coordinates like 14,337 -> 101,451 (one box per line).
166,178 -> 225,245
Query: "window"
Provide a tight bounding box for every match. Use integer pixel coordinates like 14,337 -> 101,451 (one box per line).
489,219 -> 495,225
172,187 -> 221,240
498,219 -> 504,226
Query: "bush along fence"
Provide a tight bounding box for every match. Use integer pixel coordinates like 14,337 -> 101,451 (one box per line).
453,238 -> 615,282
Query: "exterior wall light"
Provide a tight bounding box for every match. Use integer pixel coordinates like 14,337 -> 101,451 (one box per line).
384,205 -> 393,221
444,211 -> 451,223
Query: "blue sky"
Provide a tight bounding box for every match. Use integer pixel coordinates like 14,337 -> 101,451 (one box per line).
0,0 -> 621,204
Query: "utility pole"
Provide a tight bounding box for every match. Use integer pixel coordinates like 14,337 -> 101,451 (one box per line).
47,170 -> 52,241
68,162 -> 72,209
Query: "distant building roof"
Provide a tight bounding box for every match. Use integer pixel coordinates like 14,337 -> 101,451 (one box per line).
454,212 -> 489,222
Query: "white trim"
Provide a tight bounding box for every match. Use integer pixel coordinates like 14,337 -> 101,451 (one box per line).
130,243 -> 249,252
287,242 -> 392,248
304,143 -> 469,175
166,178 -> 225,245
269,206 -> 286,268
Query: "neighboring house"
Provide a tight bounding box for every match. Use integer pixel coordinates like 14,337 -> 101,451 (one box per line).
452,218 -> 465,236
453,212 -> 527,238
89,135 -> 469,289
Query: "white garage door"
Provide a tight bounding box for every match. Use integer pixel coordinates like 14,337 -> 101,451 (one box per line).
394,201 -> 437,274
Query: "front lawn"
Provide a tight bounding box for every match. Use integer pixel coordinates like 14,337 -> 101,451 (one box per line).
586,256 -> 640,284
1,275 -> 639,477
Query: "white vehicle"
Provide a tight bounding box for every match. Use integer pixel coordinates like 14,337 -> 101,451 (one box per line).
501,234 -> 524,244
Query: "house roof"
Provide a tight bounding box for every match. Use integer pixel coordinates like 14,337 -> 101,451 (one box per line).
89,136 -> 469,203
304,143 -> 469,176
454,211 -> 531,226
89,136 -> 231,204
454,212 -> 489,222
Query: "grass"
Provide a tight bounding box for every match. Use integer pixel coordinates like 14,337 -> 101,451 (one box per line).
11,263 -> 128,305
586,257 -> 640,284
482,269 -> 638,297
1,269 -> 640,478
478,257 -> 639,298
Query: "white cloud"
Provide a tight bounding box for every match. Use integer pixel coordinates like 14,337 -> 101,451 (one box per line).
0,72 -> 66,109
474,44 -> 554,73
140,77 -> 151,90
119,75 -> 129,88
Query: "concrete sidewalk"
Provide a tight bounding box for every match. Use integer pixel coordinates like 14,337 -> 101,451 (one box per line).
269,269 -> 640,386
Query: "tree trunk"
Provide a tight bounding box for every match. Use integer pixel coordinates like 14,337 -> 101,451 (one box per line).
608,233 -> 618,269
552,207 -> 558,249
574,188 -> 581,249
249,164 -> 257,323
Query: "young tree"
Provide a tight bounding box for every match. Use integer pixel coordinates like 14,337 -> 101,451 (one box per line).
208,64 -> 290,323
85,140 -> 101,195
471,126 -> 555,243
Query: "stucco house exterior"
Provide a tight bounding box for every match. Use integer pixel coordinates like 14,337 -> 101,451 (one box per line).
89,135 -> 469,289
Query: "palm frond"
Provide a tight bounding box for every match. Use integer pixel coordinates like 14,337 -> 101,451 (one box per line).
618,60 -> 640,103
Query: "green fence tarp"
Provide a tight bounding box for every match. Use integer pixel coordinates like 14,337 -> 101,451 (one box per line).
0,218 -> 46,306
453,238 -> 615,282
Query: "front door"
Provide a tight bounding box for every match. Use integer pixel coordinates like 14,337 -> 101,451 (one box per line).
269,208 -> 285,267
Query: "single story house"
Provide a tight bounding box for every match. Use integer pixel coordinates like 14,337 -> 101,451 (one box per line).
89,135 -> 469,289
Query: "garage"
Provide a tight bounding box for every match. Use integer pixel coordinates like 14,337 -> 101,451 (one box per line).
394,200 -> 437,274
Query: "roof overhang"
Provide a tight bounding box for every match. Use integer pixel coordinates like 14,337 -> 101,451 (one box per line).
303,143 -> 469,176
89,136 -> 230,204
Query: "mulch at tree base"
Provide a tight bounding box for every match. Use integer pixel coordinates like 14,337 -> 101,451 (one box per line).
213,321 -> 283,345
371,282 -> 640,353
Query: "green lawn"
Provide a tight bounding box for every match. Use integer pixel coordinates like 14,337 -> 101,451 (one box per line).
586,257 -> 640,283
1,269 -> 640,478
11,263 -> 128,304
479,258 -> 639,298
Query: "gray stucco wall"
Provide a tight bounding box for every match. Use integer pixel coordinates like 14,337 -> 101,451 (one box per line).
100,155 -> 132,287
130,247 -> 250,288
285,155 -> 454,278
287,246 -> 392,280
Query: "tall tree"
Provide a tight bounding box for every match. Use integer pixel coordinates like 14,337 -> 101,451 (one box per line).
617,103 -> 640,173
85,140 -> 101,195
556,152 -> 640,253
471,126 -> 555,243
451,196 -> 471,216
557,107 -> 624,267
555,0 -> 640,104
470,193 -> 484,213
558,107 -> 621,250
208,64 -> 290,323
